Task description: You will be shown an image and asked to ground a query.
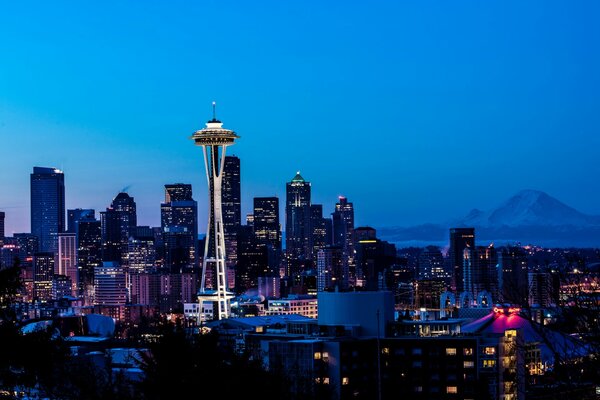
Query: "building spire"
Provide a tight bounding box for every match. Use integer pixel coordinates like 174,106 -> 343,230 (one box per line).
212,101 -> 217,121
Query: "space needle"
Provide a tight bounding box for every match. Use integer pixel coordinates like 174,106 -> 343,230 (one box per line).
191,102 -> 239,320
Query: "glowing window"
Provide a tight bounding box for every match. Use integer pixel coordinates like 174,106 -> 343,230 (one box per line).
382,347 -> 390,355
484,347 -> 496,355
446,348 -> 457,356
483,359 -> 496,368
322,352 -> 329,361
463,348 -> 473,356
323,377 -> 330,384
463,361 -> 474,368
342,377 -> 349,385
314,352 -> 322,360
447,386 -> 458,394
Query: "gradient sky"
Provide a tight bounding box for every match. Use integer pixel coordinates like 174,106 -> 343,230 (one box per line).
1,1 -> 600,236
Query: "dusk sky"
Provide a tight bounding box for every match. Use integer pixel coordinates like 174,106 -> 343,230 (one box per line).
1,1 -> 599,236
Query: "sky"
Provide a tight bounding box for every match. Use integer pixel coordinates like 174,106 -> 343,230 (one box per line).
1,1 -> 600,236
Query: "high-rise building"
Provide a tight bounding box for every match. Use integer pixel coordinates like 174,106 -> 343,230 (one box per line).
253,197 -> 281,255
354,227 -> 397,290
417,246 -> 448,281
101,192 -> 137,263
476,244 -> 499,300
317,246 -> 347,292
77,219 -> 101,304
30,167 -> 65,253
499,246 -> 528,306
191,105 -> 239,320
310,204 -> 330,259
0,211 -> 5,244
67,209 -> 95,233
161,184 -> 198,273
285,172 -> 312,263
127,236 -> 156,274
94,262 -> 127,306
222,156 -> 241,270
57,233 -> 78,296
33,252 -> 55,302
332,196 -> 355,283
448,228 -> 476,293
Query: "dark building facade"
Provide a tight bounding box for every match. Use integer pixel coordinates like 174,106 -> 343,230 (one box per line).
285,172 -> 312,264
332,196 -> 355,285
77,219 -> 101,303
222,155 -> 241,269
253,197 -> 281,268
0,211 -> 4,243
67,208 -> 95,233
310,204 -> 331,260
30,167 -> 65,253
161,184 -> 198,273
499,246 -> 529,306
448,228 -> 475,294
101,192 -> 137,263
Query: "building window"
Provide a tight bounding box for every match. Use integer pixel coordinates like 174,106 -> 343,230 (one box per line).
414,386 -> 423,393
483,359 -> 496,368
322,352 -> 329,362
463,348 -> 473,356
412,348 -> 422,355
342,377 -> 349,385
484,347 -> 496,355
382,347 -> 390,355
447,386 -> 458,394
446,348 -> 457,356
323,377 -> 330,384
314,352 -> 321,360
463,361 -> 475,368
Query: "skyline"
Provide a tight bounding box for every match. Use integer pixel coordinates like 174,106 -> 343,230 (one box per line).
2,1 -> 600,235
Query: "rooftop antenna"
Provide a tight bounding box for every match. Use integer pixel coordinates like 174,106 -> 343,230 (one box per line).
212,101 -> 216,120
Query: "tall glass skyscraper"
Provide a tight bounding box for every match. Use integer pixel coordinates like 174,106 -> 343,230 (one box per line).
222,155 -> 241,269
101,192 -> 137,263
161,183 -> 198,273
285,172 -> 312,262
30,167 -> 65,253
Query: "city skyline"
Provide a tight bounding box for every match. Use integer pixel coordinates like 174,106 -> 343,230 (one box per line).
2,1 -> 600,236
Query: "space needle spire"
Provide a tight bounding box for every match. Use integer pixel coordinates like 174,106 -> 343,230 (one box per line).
191,102 -> 239,320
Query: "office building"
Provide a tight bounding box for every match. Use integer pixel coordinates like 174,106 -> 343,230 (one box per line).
101,192 -> 137,263
332,196 -> 355,283
285,172 -> 312,262
222,155 -> 241,270
161,184 -> 198,272
448,228 -> 476,293
33,252 -> 55,302
317,246 -> 347,292
67,208 -> 95,233
57,232 -> 78,296
30,167 -> 65,253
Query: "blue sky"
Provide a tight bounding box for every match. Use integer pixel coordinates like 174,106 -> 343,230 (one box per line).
1,1 -> 599,235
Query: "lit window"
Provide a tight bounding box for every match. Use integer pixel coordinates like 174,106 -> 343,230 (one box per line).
382,347 -> 390,355
314,352 -> 322,360
463,348 -> 473,356
414,386 -> 423,392
447,386 -> 458,394
322,352 -> 329,361
484,347 -> 496,355
342,377 -> 349,385
446,348 -> 457,356
463,361 -> 475,368
483,359 -> 496,368
323,377 -> 330,384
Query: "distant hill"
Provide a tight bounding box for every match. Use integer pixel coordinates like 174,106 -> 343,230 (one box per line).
378,190 -> 600,248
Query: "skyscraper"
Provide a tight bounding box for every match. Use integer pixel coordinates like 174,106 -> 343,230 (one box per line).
285,172 -> 312,263
310,204 -> 329,259
57,232 -> 78,296
317,246 -> 347,292
33,252 -> 55,302
499,246 -> 528,306
77,218 -> 101,304
332,196 -> 355,284
448,228 -> 476,293
30,167 -> 65,253
101,192 -> 137,263
253,197 -> 281,255
0,211 -> 5,244
222,156 -> 241,269
161,184 -> 198,273
67,209 -> 95,233
191,104 -> 239,320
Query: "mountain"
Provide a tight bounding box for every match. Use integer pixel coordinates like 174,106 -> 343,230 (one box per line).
378,190 -> 600,248
457,189 -> 599,228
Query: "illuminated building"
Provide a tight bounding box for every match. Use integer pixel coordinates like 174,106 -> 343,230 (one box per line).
354,227 -> 397,290
101,192 -> 137,264
57,232 -> 78,296
30,167 -> 65,253
127,235 -> 156,274
332,196 -> 355,283
448,227 -> 475,293
222,156 -> 241,273
317,246 -> 347,292
310,204 -> 331,259
33,252 -> 55,302
161,183 -> 197,273
265,295 -> 318,318
94,261 -> 127,307
253,196 -> 281,271
285,172 -> 312,263
191,103 -> 239,320
475,244 -> 499,299
417,245 -> 448,281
